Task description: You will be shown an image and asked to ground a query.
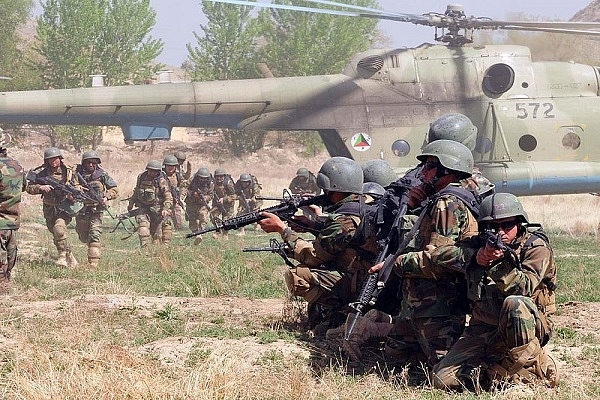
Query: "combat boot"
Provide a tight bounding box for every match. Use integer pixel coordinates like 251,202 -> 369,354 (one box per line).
66,250 -> 78,268
194,236 -> 203,245
55,251 -> 68,267
87,243 -> 101,268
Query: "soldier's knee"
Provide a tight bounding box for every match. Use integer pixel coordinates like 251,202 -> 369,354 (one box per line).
284,267 -> 322,302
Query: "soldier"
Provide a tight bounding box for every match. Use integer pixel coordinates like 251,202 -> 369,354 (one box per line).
431,193 -> 558,390
163,154 -> 186,230
338,140 -> 480,365
186,167 -> 214,245
127,160 -> 173,247
362,159 -> 397,188
234,173 -> 263,235
26,147 -> 81,267
74,150 -> 118,268
211,168 -> 236,238
257,157 -> 379,334
0,130 -> 24,286
174,151 -> 192,180
289,167 -> 321,196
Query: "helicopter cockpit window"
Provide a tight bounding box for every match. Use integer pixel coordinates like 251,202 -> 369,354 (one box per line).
518,134 -> 537,152
562,130 -> 581,150
483,63 -> 515,95
391,140 -> 411,157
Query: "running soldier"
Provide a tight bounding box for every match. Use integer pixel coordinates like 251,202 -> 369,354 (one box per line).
289,167 -> 321,196
163,155 -> 186,230
186,167 -> 214,244
211,168 -> 236,238
127,160 -> 173,247
75,151 -> 118,267
431,193 -> 558,391
0,130 -> 24,286
26,147 -> 81,267
258,157 -> 379,334
234,173 -> 263,235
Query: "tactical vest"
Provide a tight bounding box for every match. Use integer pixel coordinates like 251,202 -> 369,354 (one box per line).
135,172 -> 162,206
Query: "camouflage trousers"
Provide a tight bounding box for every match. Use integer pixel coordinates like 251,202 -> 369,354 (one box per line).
171,203 -> 185,230
186,203 -> 210,232
0,229 -> 18,281
135,209 -> 173,246
384,314 -> 466,368
432,295 -> 553,391
43,203 -> 73,253
75,209 -> 103,244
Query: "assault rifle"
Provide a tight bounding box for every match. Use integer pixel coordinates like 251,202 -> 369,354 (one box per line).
27,170 -> 102,206
345,191 -> 410,340
212,191 -> 228,215
238,190 -> 251,213
242,238 -> 295,268
170,185 -> 189,220
256,192 -> 319,221
481,228 -> 519,266
75,171 -> 116,218
186,192 -> 328,238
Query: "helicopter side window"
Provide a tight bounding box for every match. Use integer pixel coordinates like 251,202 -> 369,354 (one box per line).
391,140 -> 411,157
483,63 -> 515,95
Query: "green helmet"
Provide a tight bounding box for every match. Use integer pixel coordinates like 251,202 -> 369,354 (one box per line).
362,182 -> 386,198
428,113 -> 477,151
417,139 -> 473,177
195,167 -> 211,178
146,160 -> 163,171
296,167 -> 310,178
214,168 -> 227,176
478,192 -> 529,223
163,155 -> 179,166
239,173 -> 252,182
316,157 -> 363,194
44,147 -> 63,160
174,151 -> 187,161
362,159 -> 397,187
81,150 -> 101,163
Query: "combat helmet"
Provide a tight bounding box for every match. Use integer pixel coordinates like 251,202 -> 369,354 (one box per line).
316,157 -> 363,194
163,155 -> 179,166
239,173 -> 252,182
195,167 -> 211,178
146,160 -> 163,171
214,168 -> 227,176
478,192 -> 529,224
417,139 -> 473,178
362,159 -> 397,187
82,150 -> 101,163
296,167 -> 310,178
362,182 -> 386,199
428,113 -> 477,151
174,151 -> 187,161
44,147 -> 63,160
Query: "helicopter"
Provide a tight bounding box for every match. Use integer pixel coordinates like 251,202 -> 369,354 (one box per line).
3,0 -> 600,196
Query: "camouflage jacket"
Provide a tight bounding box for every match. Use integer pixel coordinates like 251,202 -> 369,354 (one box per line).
235,176 -> 263,211
288,174 -> 322,196
392,182 -> 479,319
26,162 -> 79,206
429,228 -> 557,327
0,155 -> 24,229
281,195 -> 379,274
75,164 -> 118,209
186,176 -> 214,208
128,170 -> 173,212
213,175 -> 236,205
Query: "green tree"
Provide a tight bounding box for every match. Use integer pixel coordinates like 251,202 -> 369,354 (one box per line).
35,0 -> 164,150
186,1 -> 260,81
256,0 -> 380,76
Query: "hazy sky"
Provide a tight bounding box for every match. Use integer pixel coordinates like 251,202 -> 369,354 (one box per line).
34,1 -> 595,66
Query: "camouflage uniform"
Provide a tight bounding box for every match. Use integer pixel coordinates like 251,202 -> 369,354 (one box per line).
211,169 -> 236,222
289,168 -> 321,196
163,155 -> 186,230
74,152 -> 118,267
0,145 -> 25,282
281,194 -> 379,328
127,161 -> 173,246
26,148 -> 81,267
432,196 -> 557,390
175,152 -> 192,181
385,181 -> 479,367
235,174 -> 263,214
186,169 -> 214,233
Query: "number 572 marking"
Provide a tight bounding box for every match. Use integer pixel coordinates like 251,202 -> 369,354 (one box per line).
516,102 -> 555,119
